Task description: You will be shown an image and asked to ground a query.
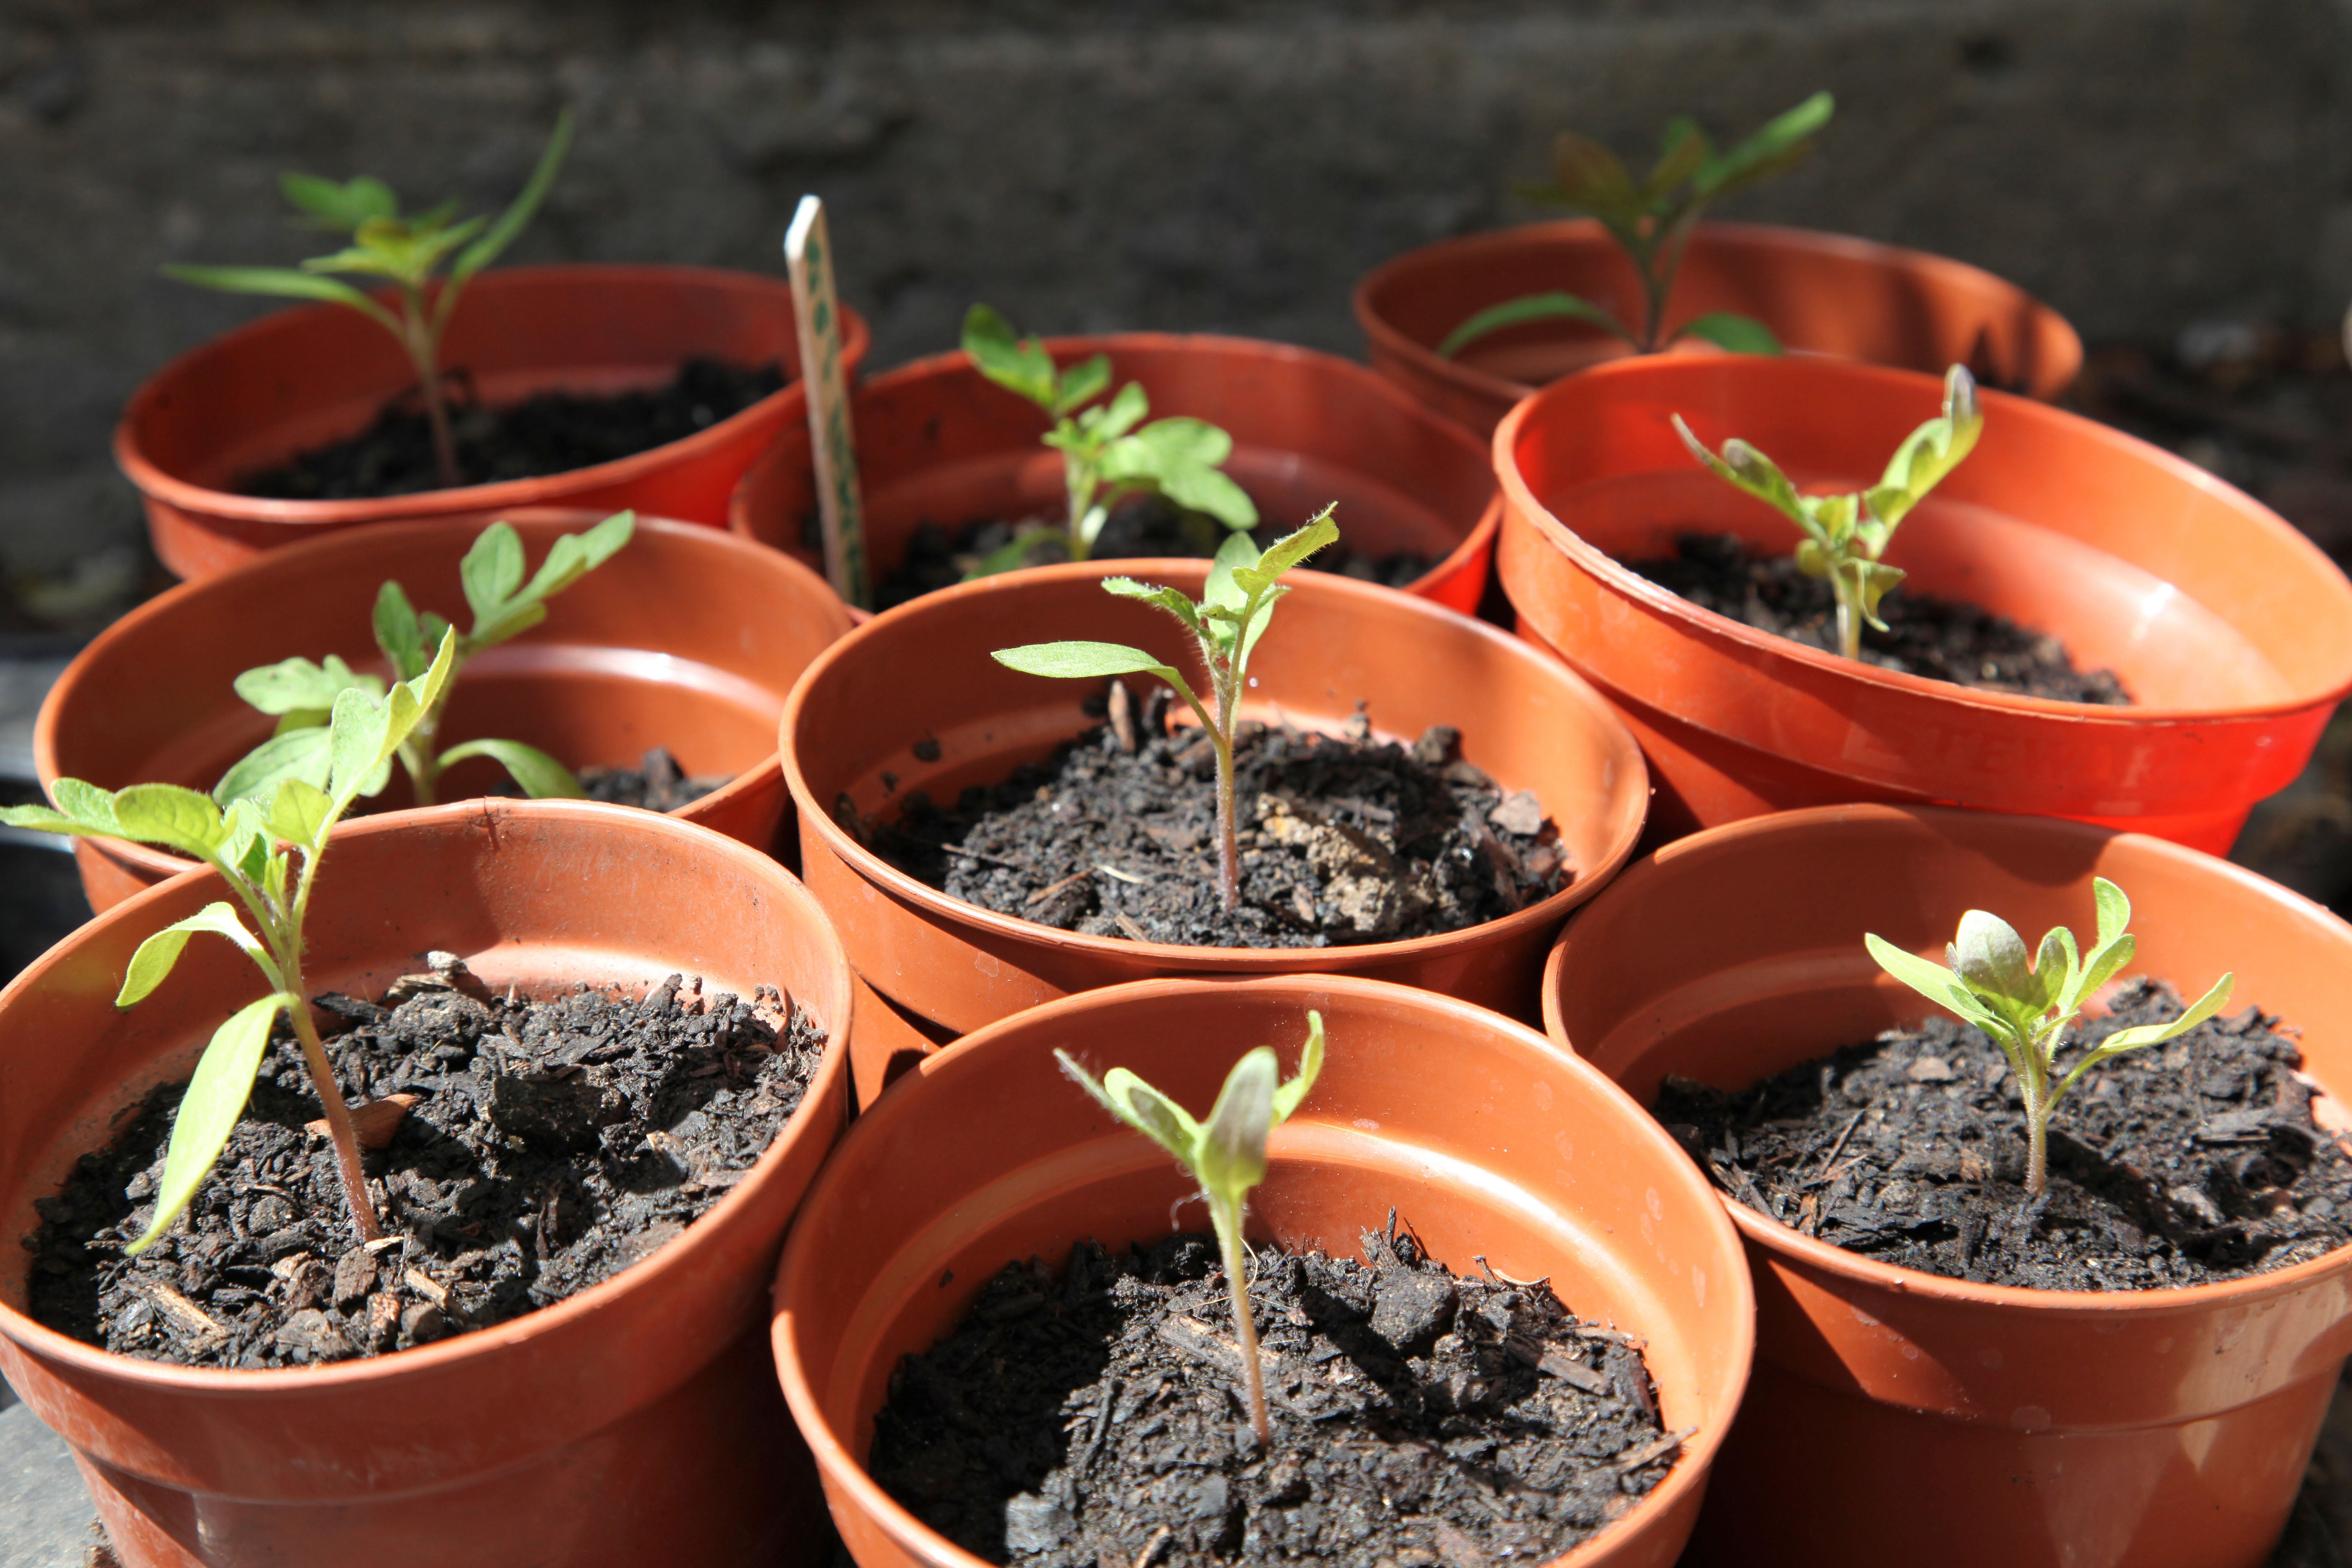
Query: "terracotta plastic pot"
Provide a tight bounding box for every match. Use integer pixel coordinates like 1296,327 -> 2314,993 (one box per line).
1544,803 -> 2352,1568
779,557 -> 1648,1037
771,973 -> 1753,1568
1493,353 -> 2352,854
727,333 -> 1500,618
0,799 -> 857,1568
1354,219 -> 2082,436
39,509 -> 853,914
118,265 -> 871,582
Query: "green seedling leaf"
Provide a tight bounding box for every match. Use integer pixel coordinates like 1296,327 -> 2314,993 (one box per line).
451,110 -> 573,283
280,173 -> 399,230
1055,354 -> 1113,416
1546,132 -> 1640,218
111,785 -> 226,856
374,581 -> 426,680
1088,380 -> 1149,441
1156,465 -> 1258,532
2090,973 -> 2237,1056
117,902 -> 271,1008
963,304 -> 1059,410
1643,119 -> 1711,203
1103,576 -> 1207,639
0,777 -> 129,839
216,726 -> 338,807
1696,91 -> 1834,197
1673,312 -> 1783,355
1437,291 -> 1639,358
1269,1011 -> 1326,1122
1234,511 -> 1340,596
436,738 -> 586,799
126,993 -> 292,1256
158,266 -> 402,334
460,521 -> 528,625
232,655 -> 379,716
266,777 -> 334,847
514,510 -> 634,616
1197,1048 -> 1278,1197
993,641 -> 1188,684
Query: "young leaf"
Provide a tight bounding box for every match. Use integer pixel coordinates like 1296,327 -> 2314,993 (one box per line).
215,726 -> 338,807
1865,932 -> 2005,1032
513,510 -> 635,616
233,655 -> 378,716
1196,1047 -> 1278,1198
1089,380 -> 1149,441
963,304 -> 1058,409
157,266 -> 402,334
1694,91 -> 1835,197
1233,511 -> 1340,595
1155,465 -> 1258,532
1054,354 -> 1113,416
1951,910 -> 2035,1002
1268,1011 -> 1327,1122
112,785 -> 227,856
266,778 -> 334,848
1671,418 -> 1808,529
993,641 -> 1189,685
279,173 -> 399,230
450,110 -> 574,283
1673,312 -> 1783,355
2091,973 -> 2238,1056
436,738 -> 587,799
1545,132 -> 1640,218
374,580 -> 426,680
460,521 -> 528,627
125,993 -> 293,1256
1102,577 -> 1208,639
1437,291 -> 1639,358
116,903 -> 271,1008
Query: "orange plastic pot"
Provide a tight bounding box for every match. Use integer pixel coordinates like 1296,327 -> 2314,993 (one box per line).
1494,354 -> 2352,853
38,509 -> 853,914
1355,220 -> 2082,436
779,558 -> 1648,1038
117,265 -> 870,582
771,973 -> 1753,1568
1544,804 -> 2352,1568
727,333 -> 1500,618
0,799 -> 857,1568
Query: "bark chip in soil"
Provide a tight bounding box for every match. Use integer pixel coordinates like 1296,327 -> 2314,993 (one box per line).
237,357 -> 787,500
867,1219 -> 1678,1565
1658,980 -> 2352,1291
856,699 -> 1567,949
26,959 -> 825,1367
1629,531 -> 2131,704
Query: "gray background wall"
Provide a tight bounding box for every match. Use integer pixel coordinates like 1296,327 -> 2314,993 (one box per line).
3,0 -> 2349,587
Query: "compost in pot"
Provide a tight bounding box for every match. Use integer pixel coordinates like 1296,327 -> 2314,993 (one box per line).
28,962 -> 824,1367
869,1223 -> 1676,1566
242,356 -> 789,500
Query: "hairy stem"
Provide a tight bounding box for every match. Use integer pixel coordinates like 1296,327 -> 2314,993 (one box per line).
287,980 -> 383,1245
398,286 -> 460,490
1211,654 -> 1240,911
1212,1196 -> 1270,1449
1834,587 -> 1862,662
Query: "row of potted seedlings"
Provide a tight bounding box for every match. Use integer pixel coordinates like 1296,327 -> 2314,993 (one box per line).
3,95 -> 2350,1568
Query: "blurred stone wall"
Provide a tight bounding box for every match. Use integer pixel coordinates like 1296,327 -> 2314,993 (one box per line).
1,0 -> 2347,583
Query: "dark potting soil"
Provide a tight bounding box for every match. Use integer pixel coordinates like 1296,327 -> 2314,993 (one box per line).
860,702 -> 1566,949
868,1220 -> 1679,1566
1628,532 -> 2133,704
871,494 -> 1432,611
576,746 -> 730,813
237,357 -> 788,500
1656,979 -> 2352,1292
25,961 -> 824,1367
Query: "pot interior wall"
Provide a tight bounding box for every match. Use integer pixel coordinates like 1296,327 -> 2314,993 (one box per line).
795,564 -> 1642,894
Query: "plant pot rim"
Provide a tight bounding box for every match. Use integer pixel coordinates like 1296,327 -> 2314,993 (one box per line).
0,795 -> 853,1394
781,556 -> 1645,967
1494,353 -> 2352,722
36,510 -> 843,889
1543,799 -> 2352,1318
1356,217 -> 2084,410
113,263 -> 859,527
741,327 -> 1501,612
772,970 -> 1754,1568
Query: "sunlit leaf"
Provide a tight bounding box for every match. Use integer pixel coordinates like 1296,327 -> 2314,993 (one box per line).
1437,291 -> 1638,358
125,993 -> 291,1255
117,903 -> 270,1008
436,737 -> 586,799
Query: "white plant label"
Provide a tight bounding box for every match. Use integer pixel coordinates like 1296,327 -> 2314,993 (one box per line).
784,195 -> 869,609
